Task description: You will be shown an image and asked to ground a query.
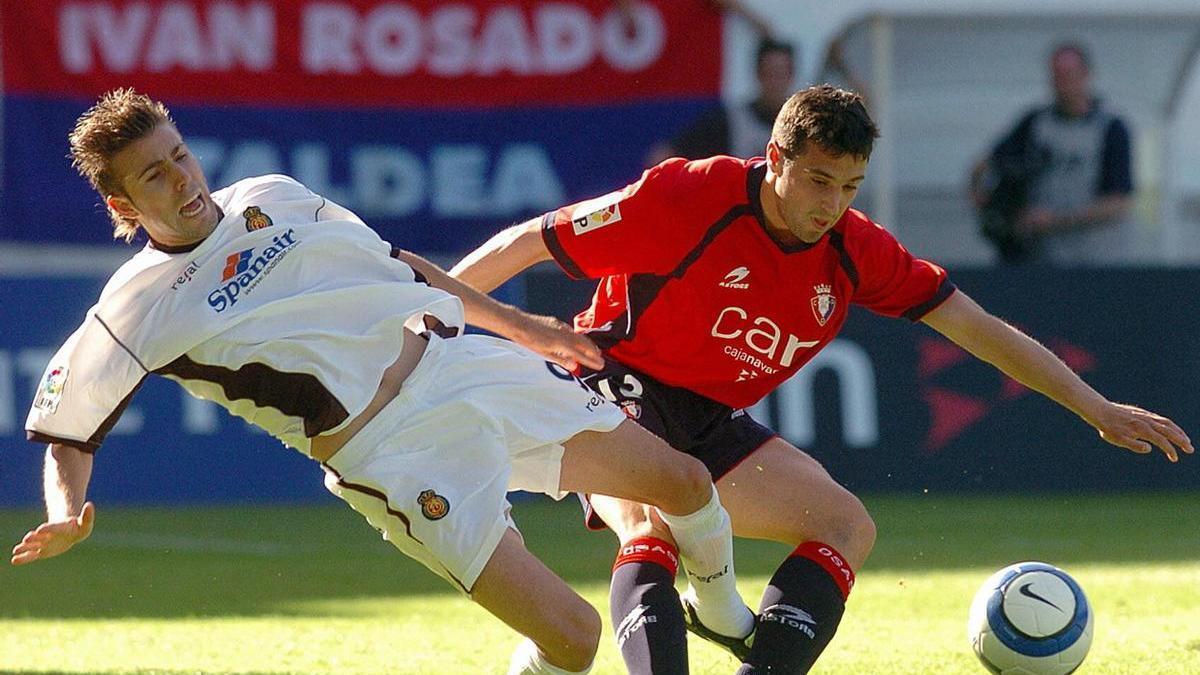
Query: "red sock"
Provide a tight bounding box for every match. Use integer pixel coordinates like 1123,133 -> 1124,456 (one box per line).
790,540 -> 855,600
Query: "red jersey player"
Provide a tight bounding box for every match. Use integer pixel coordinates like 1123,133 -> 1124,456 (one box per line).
452,86 -> 1191,674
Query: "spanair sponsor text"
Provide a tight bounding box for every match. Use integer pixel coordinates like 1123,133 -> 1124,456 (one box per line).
207,229 -> 298,312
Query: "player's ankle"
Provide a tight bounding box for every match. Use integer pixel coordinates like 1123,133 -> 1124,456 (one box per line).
683,586 -> 755,639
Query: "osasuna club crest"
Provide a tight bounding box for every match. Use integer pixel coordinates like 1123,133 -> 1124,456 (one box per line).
810,284 -> 836,326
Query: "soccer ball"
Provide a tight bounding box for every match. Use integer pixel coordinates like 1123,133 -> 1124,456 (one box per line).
967,561 -> 1093,674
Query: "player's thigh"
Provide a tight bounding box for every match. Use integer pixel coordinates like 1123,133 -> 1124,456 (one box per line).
559,419 -> 711,515
470,528 -> 601,660
588,494 -> 676,546
716,438 -> 873,555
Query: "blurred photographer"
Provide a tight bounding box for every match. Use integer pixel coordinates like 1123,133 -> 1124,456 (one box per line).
970,42 -> 1134,265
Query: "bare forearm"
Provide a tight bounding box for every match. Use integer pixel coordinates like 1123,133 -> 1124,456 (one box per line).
44,444 -> 93,521
924,294 -> 1108,425
395,249 -> 534,341
976,321 -> 1105,423
449,219 -> 549,293
1047,195 -> 1132,234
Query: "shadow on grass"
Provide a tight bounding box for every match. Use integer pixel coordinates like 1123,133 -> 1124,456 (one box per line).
0,491 -> 1196,620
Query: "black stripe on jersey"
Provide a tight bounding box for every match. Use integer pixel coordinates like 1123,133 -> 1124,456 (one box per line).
155,355 -> 349,437
590,204 -> 750,351
96,315 -> 150,373
902,278 -> 958,321
540,212 -> 587,279
26,376 -> 146,453
588,273 -> 669,351
314,197 -> 327,221
746,161 -> 769,225
827,230 -> 859,289
669,204 -> 751,279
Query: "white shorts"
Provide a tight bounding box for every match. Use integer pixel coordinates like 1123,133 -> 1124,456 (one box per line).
321,333 -> 625,592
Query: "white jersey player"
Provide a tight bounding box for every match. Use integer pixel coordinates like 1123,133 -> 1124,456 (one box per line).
13,89 -> 757,675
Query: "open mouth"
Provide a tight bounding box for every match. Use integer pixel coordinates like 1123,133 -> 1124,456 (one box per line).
179,195 -> 204,217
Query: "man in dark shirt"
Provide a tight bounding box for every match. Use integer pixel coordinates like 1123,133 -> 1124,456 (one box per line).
971,42 -> 1134,265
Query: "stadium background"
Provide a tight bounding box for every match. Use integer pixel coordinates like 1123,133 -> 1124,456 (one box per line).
1,0 -> 1198,507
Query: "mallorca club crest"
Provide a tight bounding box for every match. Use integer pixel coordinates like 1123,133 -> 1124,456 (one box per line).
418,489 -> 450,520
810,284 -> 836,326
242,206 -> 273,232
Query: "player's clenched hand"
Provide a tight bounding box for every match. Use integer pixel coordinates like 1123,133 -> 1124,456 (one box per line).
1092,403 -> 1193,462
10,501 -> 95,566
516,313 -> 603,371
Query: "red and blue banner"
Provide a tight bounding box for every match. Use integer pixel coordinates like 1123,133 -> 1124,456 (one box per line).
0,0 -> 723,252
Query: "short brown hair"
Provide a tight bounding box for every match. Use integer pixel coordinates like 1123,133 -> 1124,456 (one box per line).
69,88 -> 174,242
772,85 -> 878,161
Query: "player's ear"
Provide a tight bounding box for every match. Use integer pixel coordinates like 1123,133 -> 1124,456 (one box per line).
106,194 -> 139,220
766,141 -> 785,173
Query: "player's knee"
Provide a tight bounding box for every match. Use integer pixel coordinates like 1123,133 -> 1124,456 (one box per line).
658,453 -> 714,515
849,503 -> 877,561
824,495 -> 876,568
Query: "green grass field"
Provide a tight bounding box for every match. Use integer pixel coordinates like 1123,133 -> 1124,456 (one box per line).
1,492 -> 1198,674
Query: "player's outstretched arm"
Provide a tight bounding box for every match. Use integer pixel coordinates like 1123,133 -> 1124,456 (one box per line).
448,218 -> 550,293
921,291 -> 1193,462
11,444 -> 96,565
394,248 -> 602,371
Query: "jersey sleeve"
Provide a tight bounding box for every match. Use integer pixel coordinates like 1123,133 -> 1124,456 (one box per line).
1098,118 -> 1133,196
540,159 -> 703,279
25,313 -> 148,453
844,217 -> 956,321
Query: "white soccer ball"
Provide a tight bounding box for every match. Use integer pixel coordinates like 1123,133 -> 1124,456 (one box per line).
967,561 -> 1093,674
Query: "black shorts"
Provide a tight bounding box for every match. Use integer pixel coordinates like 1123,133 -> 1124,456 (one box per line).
577,360 -> 777,529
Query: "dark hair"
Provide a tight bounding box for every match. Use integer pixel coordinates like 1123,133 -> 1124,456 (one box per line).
755,38 -> 796,72
1050,41 -> 1091,71
771,85 -> 879,160
68,88 -> 174,242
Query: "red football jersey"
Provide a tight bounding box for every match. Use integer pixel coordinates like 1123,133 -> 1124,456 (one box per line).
541,156 -> 955,409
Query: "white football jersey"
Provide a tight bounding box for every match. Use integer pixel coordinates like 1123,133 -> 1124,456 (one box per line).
26,174 -> 464,457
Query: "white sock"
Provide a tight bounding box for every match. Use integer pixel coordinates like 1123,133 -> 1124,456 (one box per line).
506,638 -> 593,675
656,485 -> 754,639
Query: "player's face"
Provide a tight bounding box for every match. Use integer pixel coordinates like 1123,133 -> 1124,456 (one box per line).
764,141 -> 867,244
106,123 -> 218,247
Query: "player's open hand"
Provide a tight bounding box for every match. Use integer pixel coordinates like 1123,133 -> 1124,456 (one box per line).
1094,403 -> 1193,462
516,313 -> 603,372
10,501 -> 95,566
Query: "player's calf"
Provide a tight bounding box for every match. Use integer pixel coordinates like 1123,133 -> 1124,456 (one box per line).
472,530 -> 601,674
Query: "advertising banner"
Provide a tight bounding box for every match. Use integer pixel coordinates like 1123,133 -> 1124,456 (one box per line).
0,0 -> 722,253
3,268 -> 1197,506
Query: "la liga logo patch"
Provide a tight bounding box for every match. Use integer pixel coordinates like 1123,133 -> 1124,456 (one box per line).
33,366 -> 69,414
570,194 -> 623,235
